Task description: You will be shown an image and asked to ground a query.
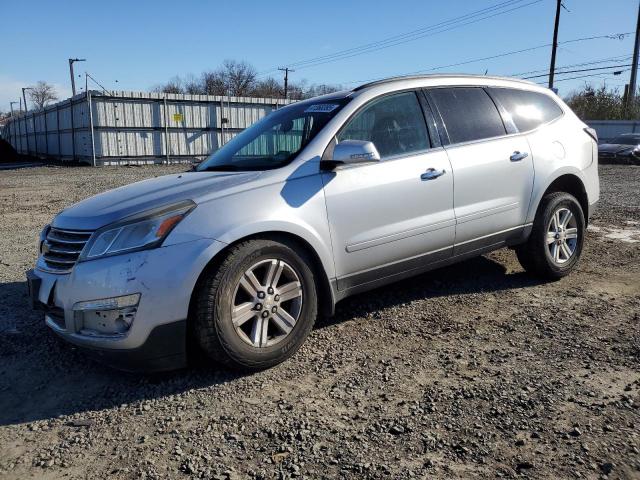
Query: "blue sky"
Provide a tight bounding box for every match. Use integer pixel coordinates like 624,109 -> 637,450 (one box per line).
1,0 -> 637,110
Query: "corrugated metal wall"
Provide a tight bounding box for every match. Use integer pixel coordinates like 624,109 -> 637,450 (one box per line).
2,91 -> 293,165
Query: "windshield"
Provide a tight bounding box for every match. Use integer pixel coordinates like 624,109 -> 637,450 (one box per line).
197,97 -> 350,172
611,135 -> 640,145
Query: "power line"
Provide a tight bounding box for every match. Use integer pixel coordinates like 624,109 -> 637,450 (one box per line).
85,72 -> 112,95
292,1 -> 543,72
536,69 -> 630,85
258,0 -> 542,76
338,31 -> 633,86
510,54 -> 632,77
523,63 -> 632,80
259,0 -> 527,74
283,0 -> 530,69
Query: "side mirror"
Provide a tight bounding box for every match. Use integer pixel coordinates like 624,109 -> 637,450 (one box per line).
330,140 -> 381,165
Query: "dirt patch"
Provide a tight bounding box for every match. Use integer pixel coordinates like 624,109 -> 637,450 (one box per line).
0,165 -> 638,479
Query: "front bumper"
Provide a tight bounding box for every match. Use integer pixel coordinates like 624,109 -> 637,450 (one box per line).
27,237 -> 226,372
50,317 -> 188,372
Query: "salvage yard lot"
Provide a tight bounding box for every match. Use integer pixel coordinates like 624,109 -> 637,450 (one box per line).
0,164 -> 639,479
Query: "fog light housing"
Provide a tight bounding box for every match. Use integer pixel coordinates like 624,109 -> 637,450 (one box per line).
73,293 -> 140,337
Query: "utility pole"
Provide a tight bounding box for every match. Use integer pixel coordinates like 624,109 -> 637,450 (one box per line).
548,0 -> 562,90
22,87 -> 32,113
628,1 -> 640,108
278,67 -> 295,99
69,58 -> 86,96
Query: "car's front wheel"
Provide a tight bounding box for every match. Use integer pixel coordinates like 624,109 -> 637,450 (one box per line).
195,238 -> 318,370
516,192 -> 585,279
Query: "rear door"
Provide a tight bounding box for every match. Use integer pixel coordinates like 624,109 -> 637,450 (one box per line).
425,87 -> 534,254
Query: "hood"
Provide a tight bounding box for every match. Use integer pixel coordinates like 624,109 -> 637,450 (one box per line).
52,171 -> 262,230
598,143 -> 637,154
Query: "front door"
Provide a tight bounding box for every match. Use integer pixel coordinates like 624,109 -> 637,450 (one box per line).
321,91 -> 455,290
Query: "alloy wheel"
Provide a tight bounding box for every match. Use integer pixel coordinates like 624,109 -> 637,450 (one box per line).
231,259 -> 303,348
546,207 -> 579,264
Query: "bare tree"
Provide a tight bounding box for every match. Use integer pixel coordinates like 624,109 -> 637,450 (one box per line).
253,77 -> 283,98
222,60 -> 257,96
152,76 -> 184,94
183,74 -> 204,95
303,83 -> 343,98
28,81 -> 58,110
153,60 -> 342,100
201,70 -> 227,95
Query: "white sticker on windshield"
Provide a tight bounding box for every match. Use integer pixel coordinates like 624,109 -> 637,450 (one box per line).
304,104 -> 339,113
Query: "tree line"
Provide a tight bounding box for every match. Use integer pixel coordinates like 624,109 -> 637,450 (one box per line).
564,84 -> 640,121
151,59 -> 343,100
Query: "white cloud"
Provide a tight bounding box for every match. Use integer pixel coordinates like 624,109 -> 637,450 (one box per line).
0,75 -> 72,112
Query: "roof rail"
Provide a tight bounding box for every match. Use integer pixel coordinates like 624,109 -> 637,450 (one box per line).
352,74 -> 534,92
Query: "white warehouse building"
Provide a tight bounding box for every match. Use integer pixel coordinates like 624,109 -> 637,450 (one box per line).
2,91 -> 293,165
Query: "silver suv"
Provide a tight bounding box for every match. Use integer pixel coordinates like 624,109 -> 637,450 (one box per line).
27,75 -> 599,372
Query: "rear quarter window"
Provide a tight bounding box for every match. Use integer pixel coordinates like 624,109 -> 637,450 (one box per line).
488,88 -> 563,132
428,87 -> 506,144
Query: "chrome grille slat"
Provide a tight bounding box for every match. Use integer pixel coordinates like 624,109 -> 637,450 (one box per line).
46,245 -> 84,255
43,255 -> 77,264
42,227 -> 93,273
47,231 -> 92,244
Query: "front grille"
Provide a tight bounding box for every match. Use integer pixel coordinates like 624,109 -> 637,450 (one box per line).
42,227 -> 93,272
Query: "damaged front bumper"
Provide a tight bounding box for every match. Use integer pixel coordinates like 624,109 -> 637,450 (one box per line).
27,237 -> 225,372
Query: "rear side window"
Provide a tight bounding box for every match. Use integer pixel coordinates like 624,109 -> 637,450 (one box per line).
337,91 -> 430,159
428,87 -> 506,144
489,88 -> 563,132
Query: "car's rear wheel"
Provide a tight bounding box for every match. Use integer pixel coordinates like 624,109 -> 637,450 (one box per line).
195,238 -> 318,370
516,192 -> 585,279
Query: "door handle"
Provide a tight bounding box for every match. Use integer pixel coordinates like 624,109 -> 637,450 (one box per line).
421,168 -> 446,181
510,151 -> 529,161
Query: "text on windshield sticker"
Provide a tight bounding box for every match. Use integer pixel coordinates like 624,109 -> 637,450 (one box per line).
304,104 -> 339,113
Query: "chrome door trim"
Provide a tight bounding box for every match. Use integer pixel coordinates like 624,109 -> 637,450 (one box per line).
455,202 -> 520,225
345,218 -> 456,253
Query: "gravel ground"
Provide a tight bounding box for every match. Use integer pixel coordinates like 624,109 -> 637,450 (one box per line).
0,164 -> 638,480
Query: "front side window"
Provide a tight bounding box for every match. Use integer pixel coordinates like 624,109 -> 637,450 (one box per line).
337,91 -> 430,159
197,98 -> 350,171
428,87 -> 506,144
489,88 -> 564,132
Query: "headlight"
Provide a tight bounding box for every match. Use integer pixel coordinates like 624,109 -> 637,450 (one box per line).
80,201 -> 195,261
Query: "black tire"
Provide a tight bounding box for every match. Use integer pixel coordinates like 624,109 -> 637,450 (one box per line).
195,238 -> 318,370
515,192 -> 585,280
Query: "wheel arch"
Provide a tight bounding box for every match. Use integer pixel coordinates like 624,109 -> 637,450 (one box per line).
186,230 -> 336,356
530,171 -> 590,226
